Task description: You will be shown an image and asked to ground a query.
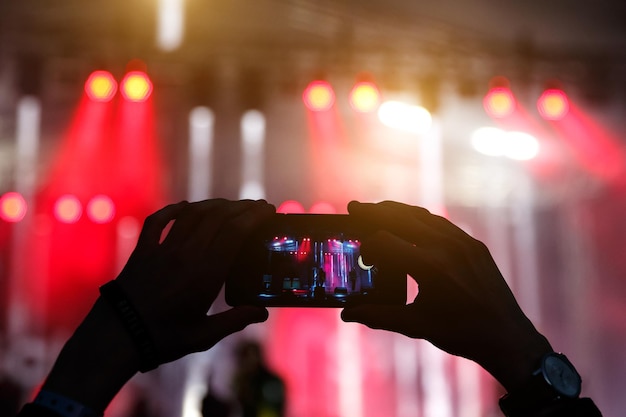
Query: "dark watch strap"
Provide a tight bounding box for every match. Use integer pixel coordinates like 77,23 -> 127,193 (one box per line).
499,353 -> 581,417
99,280 -> 160,372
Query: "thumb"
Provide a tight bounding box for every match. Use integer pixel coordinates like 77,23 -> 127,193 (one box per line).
341,304 -> 417,337
196,306 -> 269,350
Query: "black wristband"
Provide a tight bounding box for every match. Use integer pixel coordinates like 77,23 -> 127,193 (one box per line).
99,280 -> 159,372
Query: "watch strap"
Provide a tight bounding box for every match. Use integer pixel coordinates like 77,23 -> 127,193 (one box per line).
499,353 -> 581,417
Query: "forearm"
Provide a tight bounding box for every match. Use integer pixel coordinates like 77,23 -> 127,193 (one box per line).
40,297 -> 140,413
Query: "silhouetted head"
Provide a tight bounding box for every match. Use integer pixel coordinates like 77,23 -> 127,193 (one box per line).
235,340 -> 265,373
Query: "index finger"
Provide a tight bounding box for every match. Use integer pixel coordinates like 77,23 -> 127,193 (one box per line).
349,201 -> 475,245
348,201 -> 447,245
136,201 -> 189,250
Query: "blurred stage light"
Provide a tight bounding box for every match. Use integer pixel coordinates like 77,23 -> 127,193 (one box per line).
277,200 -> 305,214
471,127 -> 507,156
54,195 -> 82,224
537,89 -> 569,120
85,71 -> 117,102
378,101 -> 432,134
87,195 -> 115,224
121,71 -> 153,102
349,81 -> 381,112
0,192 -> 27,222
303,81 -> 335,112
309,201 -> 336,214
471,127 -> 539,160
505,131 -> 540,160
483,87 -> 515,118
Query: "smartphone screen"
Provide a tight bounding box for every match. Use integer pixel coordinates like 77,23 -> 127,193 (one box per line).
226,214 -> 406,307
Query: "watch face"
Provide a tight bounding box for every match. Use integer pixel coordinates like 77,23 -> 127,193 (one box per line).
543,354 -> 582,398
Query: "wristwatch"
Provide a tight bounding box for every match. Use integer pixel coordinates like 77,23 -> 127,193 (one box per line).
499,352 -> 582,416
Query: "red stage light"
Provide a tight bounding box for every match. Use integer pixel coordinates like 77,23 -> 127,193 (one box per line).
121,71 -> 153,102
85,71 -> 117,102
483,87 -> 515,118
537,89 -> 569,120
54,195 -> 82,224
303,81 -> 335,111
87,195 -> 115,224
309,201 -> 336,214
277,200 -> 305,214
0,192 -> 27,222
349,81 -> 381,112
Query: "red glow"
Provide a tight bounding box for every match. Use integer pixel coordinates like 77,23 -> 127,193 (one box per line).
87,195 -> 115,224
85,71 -> 117,102
0,192 -> 27,222
547,103 -> 625,182
349,81 -> 381,112
277,200 -> 305,214
537,89 -> 569,120
54,195 -> 82,223
309,201 -> 337,214
28,85 -> 166,331
303,81 -> 335,112
483,87 -> 515,118
121,71 -> 153,102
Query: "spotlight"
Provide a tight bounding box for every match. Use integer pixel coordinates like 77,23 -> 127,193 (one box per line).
303,81 -> 335,112
537,89 -> 569,120
483,87 -> 515,118
471,127 -> 507,156
86,195 -> 115,224
54,195 -> 82,224
309,201 -> 337,214
0,192 -> 27,222
85,71 -> 117,102
121,71 -> 153,102
349,81 -> 381,112
378,101 -> 432,134
471,127 -> 539,160
277,200 -> 305,214
505,131 -> 540,160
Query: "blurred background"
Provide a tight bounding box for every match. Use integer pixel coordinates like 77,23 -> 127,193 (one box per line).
0,1 -> 625,416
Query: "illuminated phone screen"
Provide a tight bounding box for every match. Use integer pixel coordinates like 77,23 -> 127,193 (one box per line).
226,214 -> 405,307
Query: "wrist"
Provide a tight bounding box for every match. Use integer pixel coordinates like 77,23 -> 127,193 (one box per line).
478,327 -> 553,392
42,297 -> 140,412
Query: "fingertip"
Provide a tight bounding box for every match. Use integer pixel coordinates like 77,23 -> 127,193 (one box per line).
340,305 -> 369,323
347,200 -> 367,214
340,308 -> 356,322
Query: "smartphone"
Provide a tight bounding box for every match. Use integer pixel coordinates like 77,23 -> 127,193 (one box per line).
225,213 -> 406,307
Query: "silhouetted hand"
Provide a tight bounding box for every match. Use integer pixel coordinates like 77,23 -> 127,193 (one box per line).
115,199 -> 273,365
41,199 -> 274,412
342,201 -> 552,391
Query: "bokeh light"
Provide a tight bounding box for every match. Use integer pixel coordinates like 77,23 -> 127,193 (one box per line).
86,195 -> 116,224
121,71 -> 153,102
471,127 -> 539,160
378,101 -> 432,134
483,87 -> 515,118
309,201 -> 337,214
505,131 -> 540,160
85,71 -> 117,102
303,81 -> 335,111
471,127 -> 507,156
349,81 -> 381,112
0,192 -> 27,222
537,89 -> 569,120
54,195 -> 82,224
277,200 -> 306,214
